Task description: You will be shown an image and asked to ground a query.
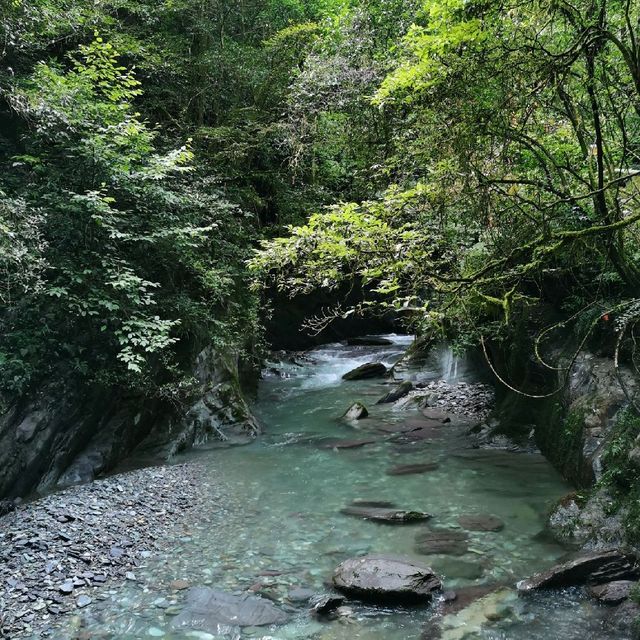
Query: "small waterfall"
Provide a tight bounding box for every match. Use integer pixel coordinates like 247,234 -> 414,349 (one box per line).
440,345 -> 459,382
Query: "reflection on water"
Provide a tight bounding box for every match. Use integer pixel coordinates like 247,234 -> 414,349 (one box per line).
50,337 -> 625,640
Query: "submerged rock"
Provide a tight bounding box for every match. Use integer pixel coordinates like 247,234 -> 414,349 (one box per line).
170,588 -> 288,632
377,381 -> 414,404
309,594 -> 345,615
516,550 -> 639,592
386,462 -> 439,476
332,554 -> 442,602
347,337 -> 393,346
342,402 -> 369,421
415,530 -> 470,556
320,438 -> 376,450
457,514 -> 504,532
340,505 -> 431,523
342,363 -> 387,380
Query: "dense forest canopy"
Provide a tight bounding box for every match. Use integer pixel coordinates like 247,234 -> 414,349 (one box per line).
1,0 -> 640,403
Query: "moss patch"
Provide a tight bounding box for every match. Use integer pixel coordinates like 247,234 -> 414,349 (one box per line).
600,408 -> 640,544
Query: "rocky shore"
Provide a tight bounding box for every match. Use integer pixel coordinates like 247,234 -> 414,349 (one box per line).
0,464 -> 205,639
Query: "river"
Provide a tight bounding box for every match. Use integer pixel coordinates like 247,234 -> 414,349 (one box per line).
50,336 -> 628,639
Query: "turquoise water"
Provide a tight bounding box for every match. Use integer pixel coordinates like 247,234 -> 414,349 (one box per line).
51,337 -> 627,639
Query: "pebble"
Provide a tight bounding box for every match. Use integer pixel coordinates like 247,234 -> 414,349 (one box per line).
76,595 -> 92,608
0,464 -> 205,638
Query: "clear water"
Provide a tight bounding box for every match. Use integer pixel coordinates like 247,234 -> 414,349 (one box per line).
51,337 -> 628,639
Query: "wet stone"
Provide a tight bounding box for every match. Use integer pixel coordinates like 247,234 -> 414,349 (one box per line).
386,463 -> 439,476
309,594 -> 345,615
333,554 -> 442,602
342,402 -> 369,421
587,580 -> 635,604
517,550 -> 640,592
415,530 -> 470,556
170,587 -> 289,631
457,514 -> 505,532
342,363 -> 387,380
377,381 -> 414,405
340,505 -> 431,523
319,438 -> 376,450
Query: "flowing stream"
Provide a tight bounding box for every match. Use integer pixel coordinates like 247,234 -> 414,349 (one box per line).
52,337 -> 627,639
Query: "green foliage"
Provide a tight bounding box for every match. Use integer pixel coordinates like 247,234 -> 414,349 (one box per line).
600,408 -> 640,543
0,32 -> 259,396
254,0 -> 640,352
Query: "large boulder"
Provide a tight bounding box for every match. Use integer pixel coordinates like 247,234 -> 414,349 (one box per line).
170,587 -> 288,633
342,363 -> 387,380
342,402 -> 369,421
377,381 -> 414,404
332,554 -> 441,602
517,550 -> 639,592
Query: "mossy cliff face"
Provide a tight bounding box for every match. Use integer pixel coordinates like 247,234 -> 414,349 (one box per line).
495,350 -> 640,549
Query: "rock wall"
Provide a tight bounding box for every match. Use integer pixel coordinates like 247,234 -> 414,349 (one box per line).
0,347 -> 260,500
490,345 -> 640,549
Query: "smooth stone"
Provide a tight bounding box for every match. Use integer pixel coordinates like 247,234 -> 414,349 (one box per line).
517,550 -> 640,592
76,595 -> 92,608
457,515 -> 505,532
170,587 -> 288,631
148,628 -> 164,637
340,505 -> 431,523
377,381 -> 414,404
332,554 -> 442,602
587,580 -> 635,604
386,463 -> 439,476
346,337 -> 393,346
415,530 -> 470,556
342,363 -> 387,380
342,402 -> 369,421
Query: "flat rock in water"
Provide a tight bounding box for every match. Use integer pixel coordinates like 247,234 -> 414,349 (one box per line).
320,438 -> 376,450
341,505 -> 431,523
415,530 -> 470,556
342,402 -> 369,421
332,554 -> 442,602
347,337 -> 393,346
386,463 -> 439,476
342,363 -> 387,380
588,580 -> 635,604
457,514 -> 504,532
517,551 -> 639,592
170,587 -> 288,631
377,381 -> 414,404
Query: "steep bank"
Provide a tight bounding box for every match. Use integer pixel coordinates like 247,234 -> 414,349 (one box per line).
487,341 -> 640,551
0,346 -> 259,500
